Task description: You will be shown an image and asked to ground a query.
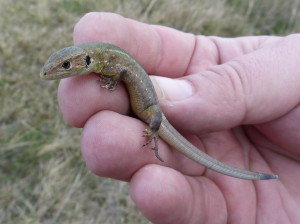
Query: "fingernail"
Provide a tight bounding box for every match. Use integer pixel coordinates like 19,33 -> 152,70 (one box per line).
151,76 -> 194,101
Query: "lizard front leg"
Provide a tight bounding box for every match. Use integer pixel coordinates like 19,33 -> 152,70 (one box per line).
98,64 -> 127,90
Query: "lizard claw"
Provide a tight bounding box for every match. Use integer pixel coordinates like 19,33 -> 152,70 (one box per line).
142,128 -> 164,162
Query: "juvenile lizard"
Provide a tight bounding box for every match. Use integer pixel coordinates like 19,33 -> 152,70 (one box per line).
40,42 -> 278,180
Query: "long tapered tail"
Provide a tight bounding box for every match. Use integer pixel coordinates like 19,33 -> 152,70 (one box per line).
158,115 -> 278,180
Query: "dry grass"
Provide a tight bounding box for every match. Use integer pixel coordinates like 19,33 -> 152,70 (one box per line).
0,0 -> 299,223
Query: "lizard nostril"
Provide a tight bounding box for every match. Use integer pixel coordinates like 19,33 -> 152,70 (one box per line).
40,69 -> 47,78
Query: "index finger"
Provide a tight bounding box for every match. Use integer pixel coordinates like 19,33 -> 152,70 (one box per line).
73,12 -> 196,77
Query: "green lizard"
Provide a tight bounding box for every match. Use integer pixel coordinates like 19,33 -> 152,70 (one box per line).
40,42 -> 278,180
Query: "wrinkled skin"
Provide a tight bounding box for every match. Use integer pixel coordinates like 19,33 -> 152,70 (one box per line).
57,12 -> 300,224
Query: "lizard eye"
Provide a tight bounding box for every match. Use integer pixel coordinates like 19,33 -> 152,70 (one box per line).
62,61 -> 71,70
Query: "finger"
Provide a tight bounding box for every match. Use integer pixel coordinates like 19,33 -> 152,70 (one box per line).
151,34 -> 300,133
81,110 -> 216,179
80,110 -> 148,180
80,110 -> 180,180
73,12 -> 196,77
57,74 -> 129,127
130,164 -> 227,224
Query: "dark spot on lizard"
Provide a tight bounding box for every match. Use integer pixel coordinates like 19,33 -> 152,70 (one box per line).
85,55 -> 91,68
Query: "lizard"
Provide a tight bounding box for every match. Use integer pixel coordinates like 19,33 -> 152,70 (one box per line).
40,42 -> 278,180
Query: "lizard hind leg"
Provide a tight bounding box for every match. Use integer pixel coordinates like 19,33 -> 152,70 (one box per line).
142,128 -> 164,162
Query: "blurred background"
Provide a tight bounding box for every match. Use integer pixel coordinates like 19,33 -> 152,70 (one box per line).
1,0 -> 299,223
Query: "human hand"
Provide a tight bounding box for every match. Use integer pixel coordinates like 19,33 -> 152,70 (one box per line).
58,12 -> 300,224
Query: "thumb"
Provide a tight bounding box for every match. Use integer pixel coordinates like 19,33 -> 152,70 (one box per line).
151,75 -> 242,133
151,34 -> 300,133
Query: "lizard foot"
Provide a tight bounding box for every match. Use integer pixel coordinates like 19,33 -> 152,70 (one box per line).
142,129 -> 164,162
98,75 -> 119,91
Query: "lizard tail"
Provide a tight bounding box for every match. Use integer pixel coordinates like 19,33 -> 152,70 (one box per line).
158,115 -> 278,180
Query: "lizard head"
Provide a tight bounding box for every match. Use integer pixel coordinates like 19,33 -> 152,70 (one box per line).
40,45 -> 95,80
